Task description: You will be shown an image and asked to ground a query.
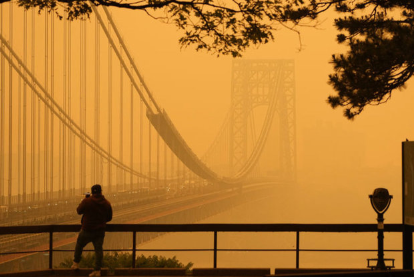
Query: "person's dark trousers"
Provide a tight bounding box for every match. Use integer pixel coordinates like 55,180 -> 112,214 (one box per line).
74,229 -> 106,270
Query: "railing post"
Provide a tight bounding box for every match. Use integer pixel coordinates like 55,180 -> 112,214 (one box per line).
132,231 -> 137,268
296,231 -> 299,269
49,230 -> 53,269
213,231 -> 217,268
403,224 -> 413,269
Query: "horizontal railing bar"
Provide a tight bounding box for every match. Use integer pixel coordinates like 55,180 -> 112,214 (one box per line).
136,248 -> 403,251
0,250 -> 48,255
47,248 -> 379,253
297,249 -> 401,252
0,223 -> 404,234
131,249 -> 401,252
137,249 -> 297,252
0,223 -> 409,270
107,223 -> 405,232
1,247 -> 403,254
0,248 -> 404,256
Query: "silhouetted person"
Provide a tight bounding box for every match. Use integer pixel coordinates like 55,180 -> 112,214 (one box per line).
71,184 -> 112,277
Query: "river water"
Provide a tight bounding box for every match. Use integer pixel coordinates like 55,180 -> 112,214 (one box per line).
134,181 -> 403,271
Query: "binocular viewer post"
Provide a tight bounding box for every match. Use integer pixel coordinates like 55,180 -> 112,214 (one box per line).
369,188 -> 393,270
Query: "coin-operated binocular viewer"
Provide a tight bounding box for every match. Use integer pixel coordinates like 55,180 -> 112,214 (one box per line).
368,188 -> 393,270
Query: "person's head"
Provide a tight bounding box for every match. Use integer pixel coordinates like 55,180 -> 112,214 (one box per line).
91,184 -> 102,195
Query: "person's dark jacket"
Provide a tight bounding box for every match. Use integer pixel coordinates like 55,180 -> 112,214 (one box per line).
77,194 -> 112,231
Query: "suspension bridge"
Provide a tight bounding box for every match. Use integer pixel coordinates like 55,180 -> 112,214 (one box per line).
0,2 -> 296,222
5,3 -> 414,276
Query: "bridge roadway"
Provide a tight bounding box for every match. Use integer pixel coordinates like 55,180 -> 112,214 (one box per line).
0,183 -> 276,270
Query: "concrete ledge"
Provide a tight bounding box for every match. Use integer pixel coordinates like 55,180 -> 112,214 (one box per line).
275,269 -> 372,275
192,268 -> 271,276
270,269 -> 414,277
114,268 -> 187,276
1,268 -> 411,277
0,269 -> 110,277
0,269 -> 53,277
52,268 -> 110,276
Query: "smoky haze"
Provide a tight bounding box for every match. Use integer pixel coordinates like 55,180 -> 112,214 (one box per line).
0,3 -> 413,272
0,3 -> 411,222
109,7 -> 413,223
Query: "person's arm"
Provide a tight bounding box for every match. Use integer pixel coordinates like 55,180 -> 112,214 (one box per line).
106,202 -> 113,222
77,199 -> 86,215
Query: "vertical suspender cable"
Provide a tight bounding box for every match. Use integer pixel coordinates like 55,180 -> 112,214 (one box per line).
62,14 -> 67,199
8,1 -> 14,205
44,10 -> 49,200
18,33 -> 22,203
130,64 -> 133,190
0,5 -> 4,205
83,21 -> 87,191
94,18 -> 101,184
23,8 -> 27,203
97,19 -> 101,184
164,137 -> 167,189
84,21 -> 87,192
119,47 -> 124,191
68,20 -> 72,196
79,21 -> 83,193
148,122 -> 151,189
50,13 -> 55,199
82,20 -> 85,192
175,155 -> 179,188
108,18 -> 112,192
93,18 -> 97,183
176,155 -> 180,185
80,20 -> 86,193
30,8 -> 36,202
171,151 -> 174,186
92,19 -> 96,184
226,125 -> 229,175
37,66 -> 40,200
140,99 -> 143,189
58,27 -> 62,199
157,133 -> 159,188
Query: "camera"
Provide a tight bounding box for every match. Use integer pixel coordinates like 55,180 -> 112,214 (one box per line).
85,192 -> 91,198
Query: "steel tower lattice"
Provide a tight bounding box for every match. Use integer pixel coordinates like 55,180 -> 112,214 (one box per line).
229,59 -> 296,182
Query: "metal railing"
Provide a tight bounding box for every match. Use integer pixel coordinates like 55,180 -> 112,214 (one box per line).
0,223 -> 408,270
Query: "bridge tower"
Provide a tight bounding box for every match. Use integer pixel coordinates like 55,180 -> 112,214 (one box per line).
229,59 -> 296,182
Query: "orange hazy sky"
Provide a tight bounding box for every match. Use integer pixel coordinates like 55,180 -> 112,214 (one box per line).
105,7 -> 414,222
110,7 -> 414,166
1,4 -> 413,222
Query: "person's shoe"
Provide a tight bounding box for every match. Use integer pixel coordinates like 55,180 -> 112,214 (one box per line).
89,270 -> 101,277
70,262 -> 79,270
